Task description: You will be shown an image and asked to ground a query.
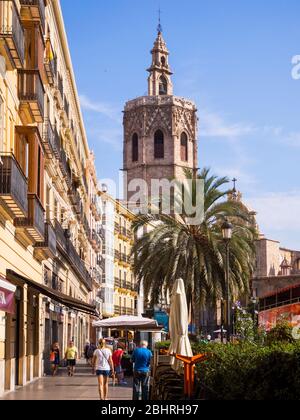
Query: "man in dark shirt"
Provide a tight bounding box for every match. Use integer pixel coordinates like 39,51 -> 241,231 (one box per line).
131,341 -> 153,400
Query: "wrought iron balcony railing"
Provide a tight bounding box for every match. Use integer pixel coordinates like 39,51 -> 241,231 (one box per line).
20,0 -> 45,32
43,119 -> 60,159
0,154 -> 28,217
15,193 -> 45,241
34,221 -> 56,258
18,69 -> 45,123
0,0 -> 25,69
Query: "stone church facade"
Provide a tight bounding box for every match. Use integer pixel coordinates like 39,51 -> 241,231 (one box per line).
123,30 -> 198,205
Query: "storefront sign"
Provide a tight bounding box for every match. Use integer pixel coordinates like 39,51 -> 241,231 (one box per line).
0,278 -> 16,314
259,303 -> 300,331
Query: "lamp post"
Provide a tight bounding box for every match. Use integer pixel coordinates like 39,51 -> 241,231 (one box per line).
222,219 -> 233,344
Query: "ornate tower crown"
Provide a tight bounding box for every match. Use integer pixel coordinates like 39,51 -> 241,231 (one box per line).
147,30 -> 173,96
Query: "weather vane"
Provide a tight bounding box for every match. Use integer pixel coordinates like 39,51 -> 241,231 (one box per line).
157,7 -> 163,33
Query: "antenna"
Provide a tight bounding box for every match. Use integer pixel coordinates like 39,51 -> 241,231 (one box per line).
157,7 -> 163,33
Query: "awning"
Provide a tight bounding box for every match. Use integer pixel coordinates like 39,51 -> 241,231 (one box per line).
0,277 -> 16,314
7,270 -> 98,317
92,315 -> 162,331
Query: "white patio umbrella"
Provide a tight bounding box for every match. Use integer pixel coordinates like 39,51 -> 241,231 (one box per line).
92,315 -> 160,330
169,278 -> 193,373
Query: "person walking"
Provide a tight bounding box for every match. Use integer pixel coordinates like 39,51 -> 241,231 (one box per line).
87,342 -> 97,366
50,342 -> 60,377
65,340 -> 78,377
84,340 -> 90,365
112,345 -> 126,386
92,338 -> 115,400
132,341 -> 153,401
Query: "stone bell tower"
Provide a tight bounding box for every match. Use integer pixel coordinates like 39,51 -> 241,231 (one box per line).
123,27 -> 198,206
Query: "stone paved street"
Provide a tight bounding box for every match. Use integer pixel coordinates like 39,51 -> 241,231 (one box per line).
1,363 -> 133,401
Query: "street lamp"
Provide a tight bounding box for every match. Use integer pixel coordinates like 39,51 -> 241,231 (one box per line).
222,219 -> 233,343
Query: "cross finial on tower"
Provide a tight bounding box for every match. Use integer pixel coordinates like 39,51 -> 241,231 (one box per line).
157,7 -> 163,33
232,178 -> 237,193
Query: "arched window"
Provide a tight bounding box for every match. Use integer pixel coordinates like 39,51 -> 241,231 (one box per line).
180,132 -> 188,161
161,56 -> 166,66
159,76 -> 168,95
154,130 -> 164,159
132,133 -> 138,162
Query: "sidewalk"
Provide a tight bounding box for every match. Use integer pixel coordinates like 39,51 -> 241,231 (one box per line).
1,361 -> 133,401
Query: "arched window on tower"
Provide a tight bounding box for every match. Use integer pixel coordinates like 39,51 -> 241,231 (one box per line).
132,133 -> 138,162
180,132 -> 188,162
154,130 -> 164,159
159,75 -> 168,95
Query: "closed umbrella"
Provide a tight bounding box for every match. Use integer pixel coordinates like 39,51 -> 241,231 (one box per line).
169,278 -> 193,372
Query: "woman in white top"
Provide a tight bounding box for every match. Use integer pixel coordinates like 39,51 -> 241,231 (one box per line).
92,338 -> 115,400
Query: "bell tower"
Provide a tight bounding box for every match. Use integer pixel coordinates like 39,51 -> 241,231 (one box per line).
123,27 -> 198,206
147,30 -> 173,96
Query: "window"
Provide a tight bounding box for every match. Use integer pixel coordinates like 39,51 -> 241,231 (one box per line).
180,132 -> 188,162
154,130 -> 164,159
161,56 -> 166,66
132,133 -> 139,162
159,76 -> 168,95
15,127 -> 44,202
15,132 -> 29,177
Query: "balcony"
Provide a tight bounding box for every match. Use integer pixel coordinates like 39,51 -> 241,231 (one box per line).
96,254 -> 105,269
43,119 -> 60,159
51,273 -> 63,293
54,219 -> 92,292
119,226 -> 132,241
82,215 -> 91,239
34,221 -> 57,260
120,253 -> 130,266
0,154 -> 28,218
91,229 -> 101,251
114,306 -> 134,316
114,277 -> 121,288
18,69 -> 45,124
56,72 -> 64,107
20,0 -> 45,32
44,38 -> 57,86
59,148 -> 72,187
0,0 -> 25,70
15,193 -> 45,241
67,240 -> 92,292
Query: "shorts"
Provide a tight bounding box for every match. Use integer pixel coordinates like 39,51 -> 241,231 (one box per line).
67,359 -> 76,367
96,370 -> 111,377
115,365 -> 122,374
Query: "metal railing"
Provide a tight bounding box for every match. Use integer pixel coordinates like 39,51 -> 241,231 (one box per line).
0,154 -> 28,215
64,95 -> 69,118
15,193 -> 45,239
34,221 -> 56,255
0,1 -> 25,67
18,69 -> 45,117
20,0 -> 45,31
57,72 -> 63,100
54,219 -> 92,291
43,119 -> 60,157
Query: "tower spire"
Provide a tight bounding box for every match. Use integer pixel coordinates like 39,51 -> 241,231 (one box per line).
147,21 -> 173,96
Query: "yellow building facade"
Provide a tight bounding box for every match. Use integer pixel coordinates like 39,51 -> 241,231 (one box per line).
114,201 -> 138,318
0,0 -> 101,396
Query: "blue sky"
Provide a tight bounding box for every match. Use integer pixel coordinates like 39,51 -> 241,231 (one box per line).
61,0 -> 300,249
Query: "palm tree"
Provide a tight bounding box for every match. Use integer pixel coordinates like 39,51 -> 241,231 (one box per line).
131,168 -> 257,329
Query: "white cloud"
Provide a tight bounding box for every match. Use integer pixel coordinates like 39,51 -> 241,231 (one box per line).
246,192 -> 300,234
79,94 -> 121,123
199,109 -> 256,138
88,127 -> 123,151
283,131 -> 300,148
